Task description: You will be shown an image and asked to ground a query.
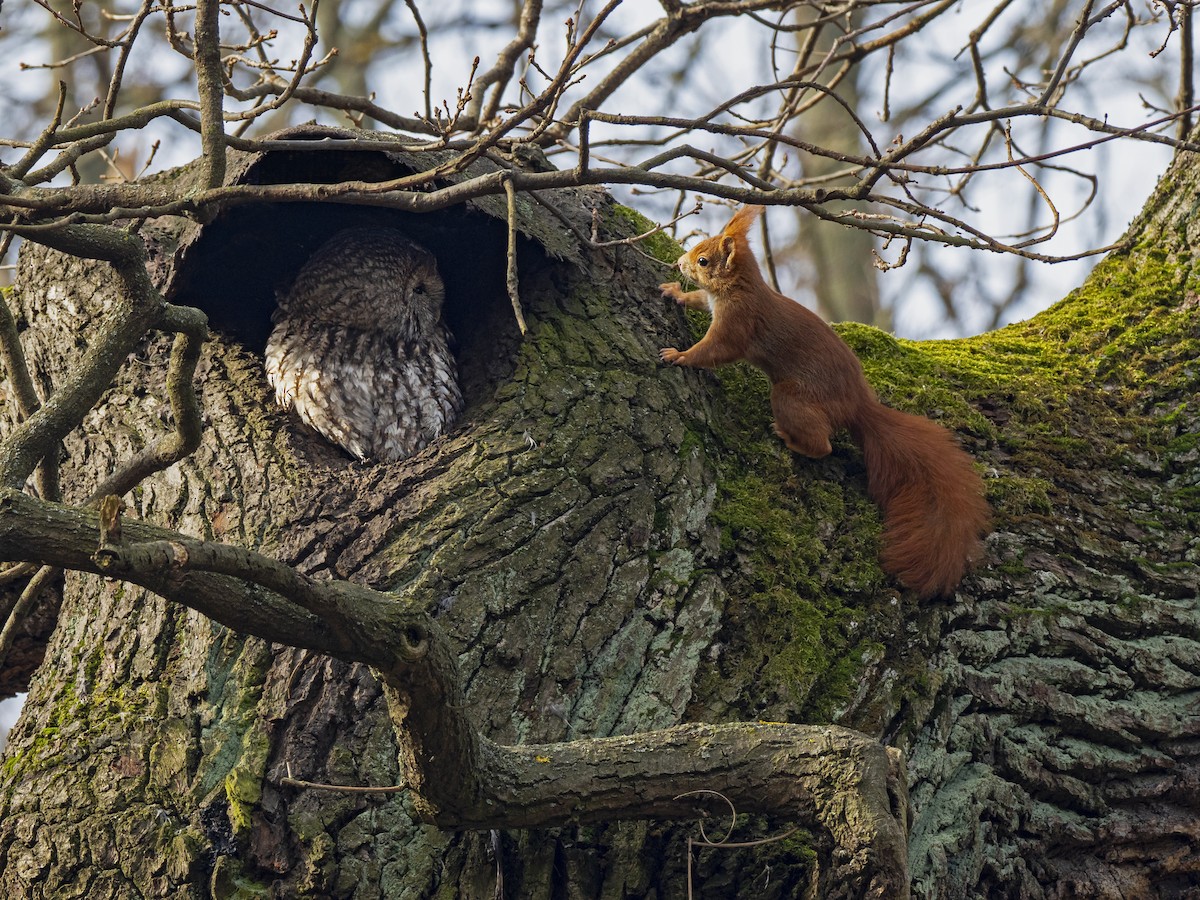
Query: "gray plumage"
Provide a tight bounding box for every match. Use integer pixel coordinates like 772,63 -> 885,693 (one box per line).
264,228 -> 463,463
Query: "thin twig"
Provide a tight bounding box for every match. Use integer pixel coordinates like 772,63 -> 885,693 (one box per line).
281,761 -> 406,794
585,197 -> 701,250
1179,2 -> 1195,141
102,0 -> 156,121
1037,0 -> 1098,107
470,0 -> 544,129
675,788 -> 801,897
9,82 -> 69,181
759,205 -> 781,293
402,0 -> 434,122
503,177 -> 529,336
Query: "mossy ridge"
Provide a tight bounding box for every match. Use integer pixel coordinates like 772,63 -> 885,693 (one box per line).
606,204 -> 686,268
682,245 -> 1199,731
678,331 -> 894,726
853,249 -> 1197,515
980,250 -> 1200,546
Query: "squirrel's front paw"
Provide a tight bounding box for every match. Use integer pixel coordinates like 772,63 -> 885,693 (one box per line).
659,347 -> 684,365
660,282 -> 684,302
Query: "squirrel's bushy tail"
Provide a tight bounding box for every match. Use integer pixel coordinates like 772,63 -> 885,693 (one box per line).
853,403 -> 989,597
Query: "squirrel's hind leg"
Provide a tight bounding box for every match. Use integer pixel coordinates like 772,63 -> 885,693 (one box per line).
770,382 -> 833,458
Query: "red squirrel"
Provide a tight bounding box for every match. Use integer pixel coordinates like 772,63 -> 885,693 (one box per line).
659,205 -> 989,597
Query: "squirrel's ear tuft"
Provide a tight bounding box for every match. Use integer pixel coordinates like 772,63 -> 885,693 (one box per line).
719,235 -> 737,269
723,205 -> 764,239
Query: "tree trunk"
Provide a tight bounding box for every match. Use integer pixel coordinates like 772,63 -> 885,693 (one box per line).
0,129 -> 1198,898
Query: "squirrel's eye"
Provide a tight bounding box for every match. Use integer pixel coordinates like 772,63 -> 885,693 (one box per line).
697,257 -> 709,267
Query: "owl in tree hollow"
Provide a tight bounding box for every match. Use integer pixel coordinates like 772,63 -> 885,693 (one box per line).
265,228 -> 464,463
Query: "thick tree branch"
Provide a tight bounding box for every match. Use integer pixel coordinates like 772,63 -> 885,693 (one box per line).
0,484 -> 910,895
468,0 -> 544,128
0,227 -> 163,489
0,488 -> 341,655
0,289 -> 58,501
194,0 -> 227,188
394,695 -> 911,897
86,304 -> 208,502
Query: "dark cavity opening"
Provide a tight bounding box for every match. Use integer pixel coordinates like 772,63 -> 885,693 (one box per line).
167,144 -> 548,404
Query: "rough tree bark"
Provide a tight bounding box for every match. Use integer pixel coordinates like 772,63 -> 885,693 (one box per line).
0,126 -> 1197,899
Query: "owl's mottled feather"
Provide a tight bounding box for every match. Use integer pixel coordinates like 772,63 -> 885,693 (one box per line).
265,229 -> 463,463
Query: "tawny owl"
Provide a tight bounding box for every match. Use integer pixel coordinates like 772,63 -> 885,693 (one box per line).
264,228 -> 463,463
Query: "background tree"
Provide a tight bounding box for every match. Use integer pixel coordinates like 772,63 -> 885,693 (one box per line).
0,1 -> 1198,897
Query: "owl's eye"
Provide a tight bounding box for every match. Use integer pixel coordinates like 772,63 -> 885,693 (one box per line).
697,257 -> 709,267
413,283 -> 428,296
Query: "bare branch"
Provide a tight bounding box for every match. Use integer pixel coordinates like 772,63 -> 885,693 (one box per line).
0,565 -> 59,673
0,226 -> 164,490
0,276 -> 59,502
194,0 -> 228,188
0,485 -> 909,895
503,177 -> 529,335
1178,2 -> 1195,140
8,82 -> 70,181
102,0 -> 158,121
402,0 -> 435,122
86,304 -> 208,503
469,0 -> 544,128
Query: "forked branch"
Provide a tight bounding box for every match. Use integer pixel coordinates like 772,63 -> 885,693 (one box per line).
0,487 -> 910,897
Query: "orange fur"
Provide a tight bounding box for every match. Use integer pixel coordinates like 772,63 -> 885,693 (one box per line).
659,206 -> 989,597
